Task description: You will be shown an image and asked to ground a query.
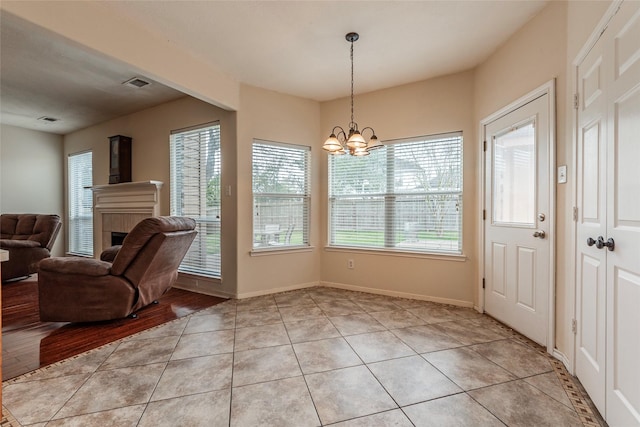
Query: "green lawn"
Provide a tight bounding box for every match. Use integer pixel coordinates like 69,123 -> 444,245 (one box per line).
207,228 -> 458,252
333,230 -> 459,246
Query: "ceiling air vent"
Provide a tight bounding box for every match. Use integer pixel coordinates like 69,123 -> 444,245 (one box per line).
123,77 -> 151,88
38,116 -> 59,122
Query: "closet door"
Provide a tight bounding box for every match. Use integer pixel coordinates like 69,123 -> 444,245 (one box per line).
576,2 -> 640,425
604,1 -> 640,425
575,28 -> 607,415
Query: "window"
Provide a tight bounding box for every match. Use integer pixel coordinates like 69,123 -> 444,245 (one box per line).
329,132 -> 462,254
68,151 -> 93,256
170,123 -> 221,276
252,140 -> 311,249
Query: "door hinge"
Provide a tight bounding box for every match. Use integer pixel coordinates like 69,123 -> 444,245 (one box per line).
573,206 -> 578,221
483,210 -> 486,220
573,93 -> 579,110
483,140 -> 487,152
482,278 -> 485,289
572,319 -> 577,334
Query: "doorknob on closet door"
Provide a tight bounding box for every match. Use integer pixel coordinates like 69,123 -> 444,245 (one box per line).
587,237 -> 597,247
596,236 -> 615,251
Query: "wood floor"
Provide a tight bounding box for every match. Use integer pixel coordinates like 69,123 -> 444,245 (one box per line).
1,275 -> 226,381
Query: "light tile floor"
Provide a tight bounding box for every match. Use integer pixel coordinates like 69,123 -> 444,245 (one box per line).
2,287 -> 603,426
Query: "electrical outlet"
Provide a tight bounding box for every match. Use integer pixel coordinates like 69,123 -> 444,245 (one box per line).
347,259 -> 355,269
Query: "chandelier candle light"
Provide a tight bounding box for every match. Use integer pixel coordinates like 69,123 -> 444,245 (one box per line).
322,32 -> 382,156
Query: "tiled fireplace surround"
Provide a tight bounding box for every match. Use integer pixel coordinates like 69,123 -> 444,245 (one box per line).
92,181 -> 163,254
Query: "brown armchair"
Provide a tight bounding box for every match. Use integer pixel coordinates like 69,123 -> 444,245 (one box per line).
38,216 -> 197,322
1,214 -> 62,282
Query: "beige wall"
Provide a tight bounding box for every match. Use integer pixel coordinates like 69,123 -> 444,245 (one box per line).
235,84 -> 322,297
319,71 -> 477,306
63,96 -> 238,296
0,124 -> 64,256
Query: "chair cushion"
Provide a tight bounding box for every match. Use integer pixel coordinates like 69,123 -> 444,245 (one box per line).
0,214 -> 61,249
100,245 -> 122,262
0,239 -> 41,249
39,257 -> 112,277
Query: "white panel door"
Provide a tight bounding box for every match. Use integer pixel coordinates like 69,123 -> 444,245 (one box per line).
575,29 -> 608,415
605,1 -> 640,425
484,94 -> 550,347
575,2 -> 640,425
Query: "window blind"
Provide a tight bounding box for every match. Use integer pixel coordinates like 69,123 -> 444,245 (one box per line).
68,151 -> 93,256
170,123 -> 221,276
329,132 -> 463,254
252,140 -> 311,249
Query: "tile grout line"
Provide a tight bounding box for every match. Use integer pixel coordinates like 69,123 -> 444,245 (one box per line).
134,317 -> 188,426
227,299 -> 239,427
486,318 -> 604,427
277,290 -> 324,426
2,287 -> 603,427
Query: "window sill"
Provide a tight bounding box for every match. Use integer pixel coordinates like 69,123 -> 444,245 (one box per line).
66,252 -> 94,258
324,246 -> 467,262
250,246 -> 315,256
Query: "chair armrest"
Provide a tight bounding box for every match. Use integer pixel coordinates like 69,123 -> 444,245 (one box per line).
0,239 -> 41,249
38,257 -> 112,277
100,245 -> 122,262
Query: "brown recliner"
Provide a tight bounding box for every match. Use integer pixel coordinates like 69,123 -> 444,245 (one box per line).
38,216 -> 197,322
1,214 -> 62,282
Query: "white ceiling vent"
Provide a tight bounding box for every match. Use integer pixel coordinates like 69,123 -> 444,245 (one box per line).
38,116 -> 59,122
123,77 -> 151,88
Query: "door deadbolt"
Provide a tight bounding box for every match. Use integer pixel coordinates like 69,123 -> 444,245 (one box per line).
538,213 -> 546,222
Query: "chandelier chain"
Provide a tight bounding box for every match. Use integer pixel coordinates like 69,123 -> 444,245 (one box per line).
350,39 -> 354,128
322,31 -> 380,156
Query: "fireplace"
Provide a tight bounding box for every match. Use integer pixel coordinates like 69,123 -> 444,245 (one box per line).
92,180 -> 163,254
111,232 -> 128,246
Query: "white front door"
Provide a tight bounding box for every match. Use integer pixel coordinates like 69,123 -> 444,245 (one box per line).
576,1 -> 640,425
484,93 -> 551,347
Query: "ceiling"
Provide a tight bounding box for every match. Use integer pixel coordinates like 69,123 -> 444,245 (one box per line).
0,1 -> 548,135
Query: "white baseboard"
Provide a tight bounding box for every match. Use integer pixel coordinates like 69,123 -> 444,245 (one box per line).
473,305 -> 484,314
236,281 -> 320,299
319,281 -> 474,308
172,282 -> 235,299
175,278 -> 476,308
553,348 -> 573,374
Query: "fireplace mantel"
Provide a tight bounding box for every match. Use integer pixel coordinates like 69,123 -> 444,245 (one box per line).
92,180 -> 163,254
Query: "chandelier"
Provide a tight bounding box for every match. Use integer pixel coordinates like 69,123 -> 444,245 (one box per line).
322,32 -> 382,156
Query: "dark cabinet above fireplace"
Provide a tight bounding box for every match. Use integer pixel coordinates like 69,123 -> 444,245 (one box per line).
109,135 -> 132,184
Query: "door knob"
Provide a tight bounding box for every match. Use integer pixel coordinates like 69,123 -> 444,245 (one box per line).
587,237 -> 596,247
533,230 -> 546,239
597,236 -> 615,251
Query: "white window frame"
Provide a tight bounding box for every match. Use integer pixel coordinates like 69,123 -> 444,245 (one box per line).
252,139 -> 311,252
328,132 -> 463,255
67,150 -> 93,256
170,122 -> 221,277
